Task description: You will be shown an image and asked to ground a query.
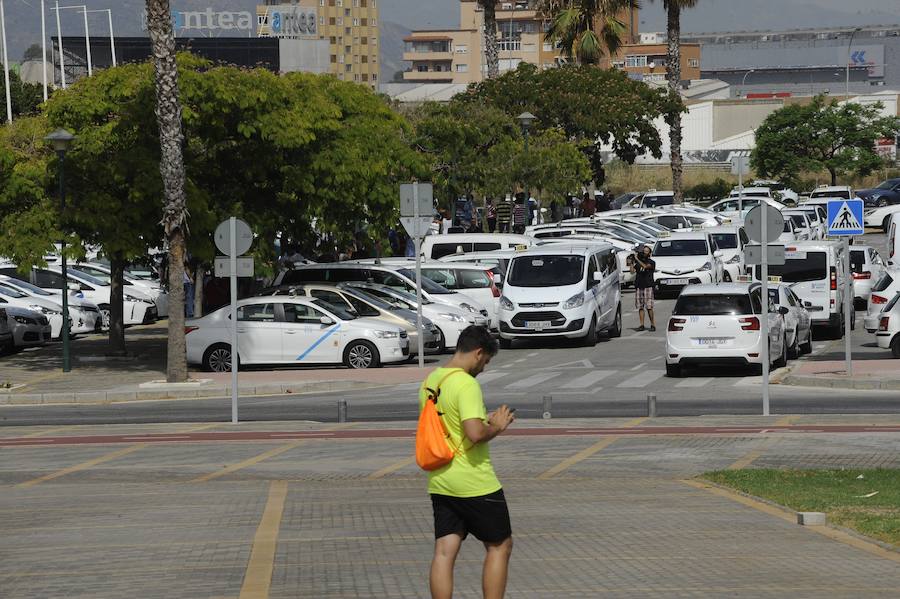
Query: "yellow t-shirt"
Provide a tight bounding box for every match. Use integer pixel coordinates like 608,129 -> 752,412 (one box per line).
419,367 -> 502,498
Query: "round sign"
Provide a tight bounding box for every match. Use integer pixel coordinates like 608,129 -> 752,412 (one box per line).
744,203 -> 783,244
215,218 -> 253,257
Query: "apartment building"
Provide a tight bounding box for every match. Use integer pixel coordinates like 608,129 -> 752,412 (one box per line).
403,1 -> 699,85
257,0 -> 380,87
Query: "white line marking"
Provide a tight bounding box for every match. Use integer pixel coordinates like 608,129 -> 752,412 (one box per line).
527,352 -> 540,357
734,376 -> 762,386
630,362 -> 647,371
505,372 -> 564,389
475,371 -> 509,385
675,377 -> 714,388
561,371 -> 615,389
649,356 -> 663,361
122,436 -> 190,441
616,370 -> 665,388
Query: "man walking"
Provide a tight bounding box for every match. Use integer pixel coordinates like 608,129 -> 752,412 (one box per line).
632,245 -> 657,332
420,326 -> 515,599
495,195 -> 513,233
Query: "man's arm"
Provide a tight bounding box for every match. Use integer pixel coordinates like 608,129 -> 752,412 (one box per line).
463,405 -> 515,445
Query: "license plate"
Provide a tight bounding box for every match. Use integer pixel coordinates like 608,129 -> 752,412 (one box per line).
526,321 -> 552,330
696,337 -> 730,346
663,278 -> 690,285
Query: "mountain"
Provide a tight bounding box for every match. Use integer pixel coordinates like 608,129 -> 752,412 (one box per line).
379,21 -> 411,83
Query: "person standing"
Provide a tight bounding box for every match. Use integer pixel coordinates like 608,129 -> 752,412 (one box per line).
581,192 -> 596,217
486,200 -> 497,233
595,190 -> 612,213
420,326 -> 515,599
495,195 -> 513,233
632,245 -> 657,332
512,195 -> 527,234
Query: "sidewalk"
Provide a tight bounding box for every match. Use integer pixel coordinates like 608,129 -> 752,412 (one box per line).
0,323 -> 433,405
781,359 -> 900,391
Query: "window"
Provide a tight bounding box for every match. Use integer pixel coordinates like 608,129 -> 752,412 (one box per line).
586,256 -> 598,284
283,303 -> 326,324
35,269 -> 68,289
422,268 -> 458,288
345,296 -> 381,317
674,294 -> 754,316
456,63 -> 468,72
473,243 -> 501,251
689,58 -> 700,68
625,55 -> 648,68
508,256 -> 585,288
456,44 -> 468,54
457,270 -> 491,289
656,215 -> 687,229
310,290 -> 353,311
653,239 -> 710,257
237,303 -> 276,322
755,253 -> 828,283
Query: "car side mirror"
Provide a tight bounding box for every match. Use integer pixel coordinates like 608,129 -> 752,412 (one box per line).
778,306 -> 790,316
714,250 -> 723,258
492,273 -> 503,285
593,272 -> 602,282
803,300 -> 813,308
67,282 -> 81,291
320,316 -> 334,326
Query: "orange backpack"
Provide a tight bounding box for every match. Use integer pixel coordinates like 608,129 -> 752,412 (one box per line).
416,369 -> 465,471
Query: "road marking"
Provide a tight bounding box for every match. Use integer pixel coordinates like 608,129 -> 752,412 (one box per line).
190,441 -> 305,483
527,352 -> 540,357
543,359 -> 595,370
538,417 -> 645,479
475,371 -> 509,385
122,436 -> 190,441
239,480 -> 288,599
733,376 -> 762,386
616,370 -> 665,388
367,456 -> 416,480
17,444 -> 146,488
630,362 -> 647,371
728,437 -> 777,470
675,377 -> 714,388
505,372 -> 563,389
682,479 -> 900,565
20,426 -> 79,438
560,371 -> 615,389
649,356 -> 663,361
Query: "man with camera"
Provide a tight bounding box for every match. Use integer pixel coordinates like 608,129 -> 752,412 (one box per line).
631,245 -> 657,332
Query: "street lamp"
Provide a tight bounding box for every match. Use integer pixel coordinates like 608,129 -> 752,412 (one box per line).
45,128 -> 75,373
741,69 -> 755,96
518,112 -> 536,226
846,27 -> 862,98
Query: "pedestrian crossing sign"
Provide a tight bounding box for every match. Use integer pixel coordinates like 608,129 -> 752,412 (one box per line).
827,199 -> 865,236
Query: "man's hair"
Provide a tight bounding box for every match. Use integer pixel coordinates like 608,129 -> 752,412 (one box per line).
456,326 -> 499,356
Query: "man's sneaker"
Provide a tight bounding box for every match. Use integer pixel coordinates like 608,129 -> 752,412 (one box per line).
636,325 -> 646,332
649,326 -> 657,332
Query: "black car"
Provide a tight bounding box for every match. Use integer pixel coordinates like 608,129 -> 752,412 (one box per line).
857,178 -> 900,208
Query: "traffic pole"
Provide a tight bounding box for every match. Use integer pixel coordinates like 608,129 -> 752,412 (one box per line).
844,237 -> 853,376
230,217 -> 239,424
761,203 -> 770,417
413,183 -> 424,368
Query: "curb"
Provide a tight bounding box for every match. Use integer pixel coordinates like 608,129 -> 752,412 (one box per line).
781,374 -> 900,391
0,379 -> 393,406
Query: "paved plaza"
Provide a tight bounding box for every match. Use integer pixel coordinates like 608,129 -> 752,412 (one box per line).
3,416 -> 900,598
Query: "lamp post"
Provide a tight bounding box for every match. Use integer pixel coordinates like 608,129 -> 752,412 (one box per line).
1,0 -> 12,123
518,112 -> 536,226
45,128 -> 75,373
741,69 -> 754,97
846,27 -> 862,98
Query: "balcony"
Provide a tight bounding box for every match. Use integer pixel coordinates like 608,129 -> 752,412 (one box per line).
403,70 -> 456,82
403,51 -> 454,62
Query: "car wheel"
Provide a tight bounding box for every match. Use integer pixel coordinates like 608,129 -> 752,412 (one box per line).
583,316 -> 598,347
851,307 -> 856,331
885,216 -> 893,235
608,305 -> 622,338
434,327 -> 447,354
774,336 -> 788,368
799,328 -> 813,355
344,340 -> 381,369
788,332 -> 800,359
202,343 -> 234,373
666,363 -> 682,378
892,335 -> 900,359
99,304 -> 111,330
878,198 -> 889,207
499,337 -> 513,350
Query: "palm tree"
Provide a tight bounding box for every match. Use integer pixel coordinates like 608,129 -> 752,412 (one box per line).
146,0 -> 189,382
539,0 -> 637,65
479,1 -> 500,78
660,0 -> 699,204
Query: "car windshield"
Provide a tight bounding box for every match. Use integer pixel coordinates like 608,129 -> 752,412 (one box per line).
783,221 -> 793,233
789,215 -> 807,228
312,299 -> 356,320
886,293 -> 900,311
398,269 -> 453,294
69,269 -> 109,286
755,253 -> 827,283
76,266 -> 112,283
875,181 -> 897,190
0,278 -> 53,296
0,284 -> 28,299
344,288 -> 396,312
674,294 -> 754,315
811,190 -> 851,199
653,239 -> 709,257
850,251 -> 866,273
710,233 -> 738,250
599,226 -> 644,243
507,255 -> 585,287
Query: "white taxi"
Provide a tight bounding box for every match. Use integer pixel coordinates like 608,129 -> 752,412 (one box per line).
186,296 -> 410,371
704,225 -> 750,282
652,231 -> 725,293
665,283 -> 788,378
865,267 -> 900,332
875,292 -> 900,358
768,282 -> 813,358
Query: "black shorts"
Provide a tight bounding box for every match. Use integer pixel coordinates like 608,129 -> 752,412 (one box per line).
431,489 -> 512,543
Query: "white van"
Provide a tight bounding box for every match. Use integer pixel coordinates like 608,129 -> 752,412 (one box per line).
419,234 -> 533,261
752,241 -> 850,338
498,244 -> 622,348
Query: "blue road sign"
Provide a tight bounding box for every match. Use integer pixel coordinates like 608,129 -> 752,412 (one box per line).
827,198 -> 865,236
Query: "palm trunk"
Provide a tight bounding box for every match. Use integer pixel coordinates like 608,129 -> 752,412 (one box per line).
147,0 -> 189,383
667,4 -> 684,204
482,2 -> 499,79
108,254 -> 127,356
193,265 -> 204,318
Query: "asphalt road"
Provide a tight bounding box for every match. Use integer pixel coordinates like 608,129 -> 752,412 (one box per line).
1,232 -> 894,426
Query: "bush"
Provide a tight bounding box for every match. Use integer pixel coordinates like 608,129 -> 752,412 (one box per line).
686,178 -> 732,203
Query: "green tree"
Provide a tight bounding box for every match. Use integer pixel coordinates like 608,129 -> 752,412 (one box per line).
539,0 -> 638,65
457,63 -> 682,183
752,95 -> 900,188
0,68 -> 43,119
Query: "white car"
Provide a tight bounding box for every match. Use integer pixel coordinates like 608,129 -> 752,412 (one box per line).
791,205 -> 828,239
865,268 -> 900,332
864,204 -> 900,234
0,275 -> 101,335
710,197 -> 786,220
651,231 -> 725,293
642,211 -> 721,231
778,218 -> 800,243
75,263 -> 169,318
3,305 -> 52,350
344,282 -> 484,352
0,283 -> 64,339
849,246 -> 887,305
875,292 -> 900,358
186,296 -> 410,371
768,283 -> 813,358
783,211 -> 815,242
807,185 -> 855,200
705,225 -> 750,282
416,263 -> 502,328
665,283 -> 788,378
